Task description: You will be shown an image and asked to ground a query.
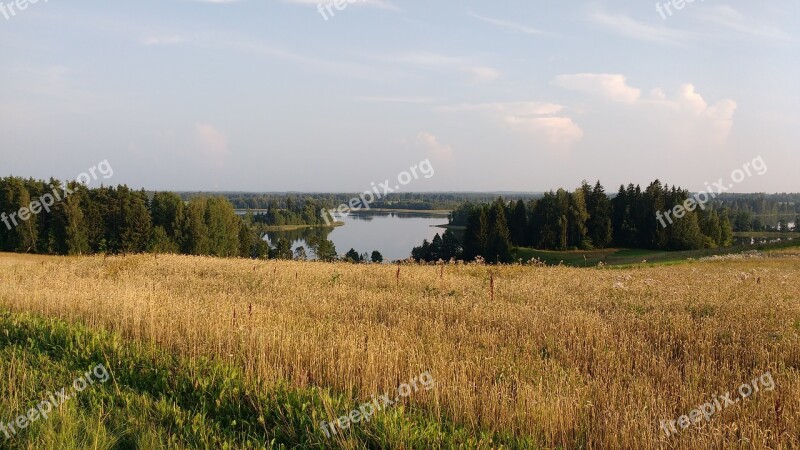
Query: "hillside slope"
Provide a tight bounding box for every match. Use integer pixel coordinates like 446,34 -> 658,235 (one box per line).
1,252 -> 799,449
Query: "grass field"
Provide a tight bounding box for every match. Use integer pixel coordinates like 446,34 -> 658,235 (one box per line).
1,252 -> 799,449
514,239 -> 800,268
733,231 -> 798,238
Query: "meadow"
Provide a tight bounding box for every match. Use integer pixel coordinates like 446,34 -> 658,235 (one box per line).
513,238 -> 800,268
0,250 -> 799,449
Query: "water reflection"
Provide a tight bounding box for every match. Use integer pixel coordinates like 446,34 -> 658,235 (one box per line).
264,211 -> 448,262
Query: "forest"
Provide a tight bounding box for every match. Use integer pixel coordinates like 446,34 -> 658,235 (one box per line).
0,177 -> 283,259
2,176 -> 797,264
411,181 -> 800,263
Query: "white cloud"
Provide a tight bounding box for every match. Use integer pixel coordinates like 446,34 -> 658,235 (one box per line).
698,6 -> 795,41
381,52 -> 501,84
468,11 -> 550,36
281,0 -> 399,11
554,73 -> 641,104
589,12 -> 694,44
553,73 -> 737,143
387,52 -> 467,67
505,116 -> 584,147
436,102 -> 563,116
141,36 -> 186,46
357,96 -> 435,104
462,66 -> 501,83
646,84 -> 738,142
437,101 -> 583,148
195,123 -> 229,166
590,7 -> 793,44
416,132 -> 454,161
133,31 -> 388,81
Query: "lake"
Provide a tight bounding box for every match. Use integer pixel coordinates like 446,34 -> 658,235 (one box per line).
263,211 -> 449,262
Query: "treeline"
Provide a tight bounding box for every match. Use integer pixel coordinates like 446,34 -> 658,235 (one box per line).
199,192 -> 544,215
0,176 -> 272,258
188,191 -> 797,231
710,193 -> 798,231
0,176 -> 398,264
711,193 -> 799,215
412,197 -> 518,263
411,230 -> 464,263
414,180 -> 751,263
248,198 -> 329,227
1,177 -> 156,255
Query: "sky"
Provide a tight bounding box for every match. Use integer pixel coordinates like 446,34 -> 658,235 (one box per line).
1,0 -> 798,193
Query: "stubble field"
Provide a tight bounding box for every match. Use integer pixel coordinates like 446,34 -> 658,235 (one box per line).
0,251 -> 798,449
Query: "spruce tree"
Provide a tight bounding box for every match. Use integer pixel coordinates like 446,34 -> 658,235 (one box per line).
719,210 -> 734,246
488,201 -> 513,263
462,206 -> 489,261
588,182 -> 613,248
430,233 -> 444,261
345,248 -> 362,262
441,229 -> 462,260
509,199 -> 528,246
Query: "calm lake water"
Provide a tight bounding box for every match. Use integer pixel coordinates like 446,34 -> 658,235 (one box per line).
251,213 -> 794,262
263,211 -> 449,262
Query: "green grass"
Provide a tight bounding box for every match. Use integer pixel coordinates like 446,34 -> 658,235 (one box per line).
513,238 -> 800,268
0,311 -> 536,449
733,231 -> 798,238
513,248 -> 617,266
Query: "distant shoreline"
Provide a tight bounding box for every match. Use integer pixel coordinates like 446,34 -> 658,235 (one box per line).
434,224 -> 464,230
250,209 -> 451,232
260,223 -> 343,232
364,209 -> 450,215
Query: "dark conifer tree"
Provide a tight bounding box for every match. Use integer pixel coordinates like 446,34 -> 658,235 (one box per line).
509,199 -> 528,246
587,181 -> 613,248
488,201 -> 513,263
462,207 -> 489,261
441,229 -> 462,260
430,233 -> 444,261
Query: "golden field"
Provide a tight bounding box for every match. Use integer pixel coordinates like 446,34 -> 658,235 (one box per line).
0,251 -> 799,449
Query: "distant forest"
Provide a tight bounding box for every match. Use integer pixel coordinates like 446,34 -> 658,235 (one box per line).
192,191 -> 799,229
1,175 -> 797,262
410,182 -> 800,264
0,177 -> 325,260
186,192 -> 542,214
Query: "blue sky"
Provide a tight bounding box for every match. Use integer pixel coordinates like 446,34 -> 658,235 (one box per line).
1,0 -> 798,192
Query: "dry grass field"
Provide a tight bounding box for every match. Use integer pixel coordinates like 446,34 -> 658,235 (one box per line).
1,251 -> 799,449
